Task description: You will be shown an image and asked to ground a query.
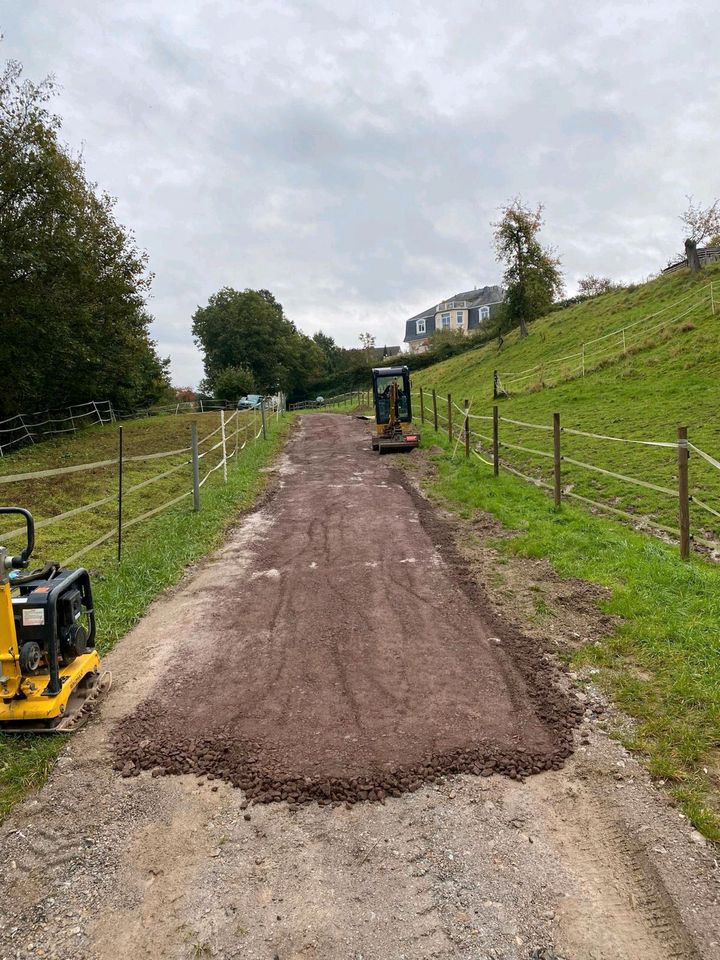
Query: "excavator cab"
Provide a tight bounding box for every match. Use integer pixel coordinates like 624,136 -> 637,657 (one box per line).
371,366 -> 420,453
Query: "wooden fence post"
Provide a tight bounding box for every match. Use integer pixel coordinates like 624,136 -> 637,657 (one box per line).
447,394 -> 453,442
492,405 -> 499,476
553,413 -> 562,508
192,423 -> 201,512
432,389 -> 438,431
678,425 -> 690,559
493,370 -> 498,400
261,399 -> 267,439
117,427 -> 123,563
419,387 -> 425,424
464,400 -> 470,458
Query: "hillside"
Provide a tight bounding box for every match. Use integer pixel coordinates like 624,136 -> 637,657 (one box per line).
412,262 -> 720,547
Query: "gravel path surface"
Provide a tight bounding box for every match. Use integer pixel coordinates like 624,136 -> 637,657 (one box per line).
0,414 -> 718,960
113,414 -> 580,802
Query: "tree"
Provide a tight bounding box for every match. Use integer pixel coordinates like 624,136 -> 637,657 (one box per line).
192,288 -> 290,391
192,287 -> 325,400
680,196 -> 720,246
175,387 -> 197,402
211,365 -> 255,403
312,331 -> 341,375
0,57 -> 169,419
676,197 -> 720,273
577,275 -> 615,298
492,200 -> 564,337
359,332 -> 376,362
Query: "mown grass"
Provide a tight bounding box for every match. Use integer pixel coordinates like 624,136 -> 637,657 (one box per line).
0,410 -> 293,819
412,420 -> 720,840
413,262 -> 720,547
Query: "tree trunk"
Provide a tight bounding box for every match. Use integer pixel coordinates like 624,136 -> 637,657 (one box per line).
519,315 -> 528,337
685,238 -> 701,273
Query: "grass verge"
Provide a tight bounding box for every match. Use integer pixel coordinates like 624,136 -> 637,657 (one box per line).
0,412 -> 293,819
411,424 -> 720,841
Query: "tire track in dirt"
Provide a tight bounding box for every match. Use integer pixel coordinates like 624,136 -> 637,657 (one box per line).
113,414 -> 582,803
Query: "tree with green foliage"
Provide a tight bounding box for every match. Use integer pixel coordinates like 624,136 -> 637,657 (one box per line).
192,287 -> 324,399
492,200 -> 564,337
0,58 -> 169,419
312,331 -> 342,374
210,365 -> 255,403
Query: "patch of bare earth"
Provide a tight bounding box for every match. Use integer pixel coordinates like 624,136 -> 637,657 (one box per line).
0,416 -> 717,960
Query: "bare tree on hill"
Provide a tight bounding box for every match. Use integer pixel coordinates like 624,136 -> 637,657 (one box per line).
678,196 -> 720,272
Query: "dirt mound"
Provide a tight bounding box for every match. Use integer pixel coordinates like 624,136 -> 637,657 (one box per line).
113,415 -> 582,804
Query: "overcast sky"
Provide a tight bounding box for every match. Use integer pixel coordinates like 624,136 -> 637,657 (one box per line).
3,1 -> 718,386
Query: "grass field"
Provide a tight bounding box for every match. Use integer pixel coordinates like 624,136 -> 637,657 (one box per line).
404,260 -> 720,840
412,262 -> 720,548
0,408 -> 293,818
405,424 -> 720,840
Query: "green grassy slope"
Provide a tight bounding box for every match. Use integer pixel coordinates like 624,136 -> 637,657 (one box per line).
405,432 -> 720,840
413,262 -> 720,546
409,263 -> 720,837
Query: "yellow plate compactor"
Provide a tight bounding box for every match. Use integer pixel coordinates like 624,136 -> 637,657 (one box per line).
0,507 -> 111,732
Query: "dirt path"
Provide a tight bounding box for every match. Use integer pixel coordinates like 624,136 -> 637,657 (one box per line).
113,413 -> 579,800
0,414 -> 718,960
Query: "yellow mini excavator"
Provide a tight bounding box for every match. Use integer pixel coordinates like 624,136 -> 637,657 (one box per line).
371,366 -> 420,453
0,507 -> 111,732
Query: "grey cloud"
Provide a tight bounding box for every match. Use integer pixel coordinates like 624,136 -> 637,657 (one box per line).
3,0 -> 719,386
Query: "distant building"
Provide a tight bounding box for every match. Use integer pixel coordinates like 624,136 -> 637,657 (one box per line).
378,345 -> 401,359
403,285 -> 504,354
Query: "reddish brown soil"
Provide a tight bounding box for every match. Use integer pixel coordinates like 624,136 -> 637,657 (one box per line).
114,415 -> 581,804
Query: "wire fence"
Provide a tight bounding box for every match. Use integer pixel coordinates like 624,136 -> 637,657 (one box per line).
113,395 -> 285,420
0,401 -> 115,456
495,282 -> 716,397
415,386 -> 720,560
289,389 -> 369,411
0,406 -> 277,568
0,394 -> 287,455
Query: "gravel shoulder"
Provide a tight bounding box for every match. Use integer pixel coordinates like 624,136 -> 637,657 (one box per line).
0,414 -> 718,960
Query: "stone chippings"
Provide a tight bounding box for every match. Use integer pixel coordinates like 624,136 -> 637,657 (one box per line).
113,693 -> 585,807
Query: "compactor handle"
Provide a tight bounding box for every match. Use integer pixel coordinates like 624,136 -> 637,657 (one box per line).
0,507 -> 35,568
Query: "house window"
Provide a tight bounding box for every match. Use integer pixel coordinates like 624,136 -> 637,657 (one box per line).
456,311 -> 463,326
441,312 -> 450,328
416,318 -> 426,335
480,306 -> 490,321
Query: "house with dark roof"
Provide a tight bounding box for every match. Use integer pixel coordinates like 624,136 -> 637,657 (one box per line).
403,285 -> 504,354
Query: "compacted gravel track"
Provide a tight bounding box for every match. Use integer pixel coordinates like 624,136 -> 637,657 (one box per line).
1,413 -> 718,960
113,414 -> 580,802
